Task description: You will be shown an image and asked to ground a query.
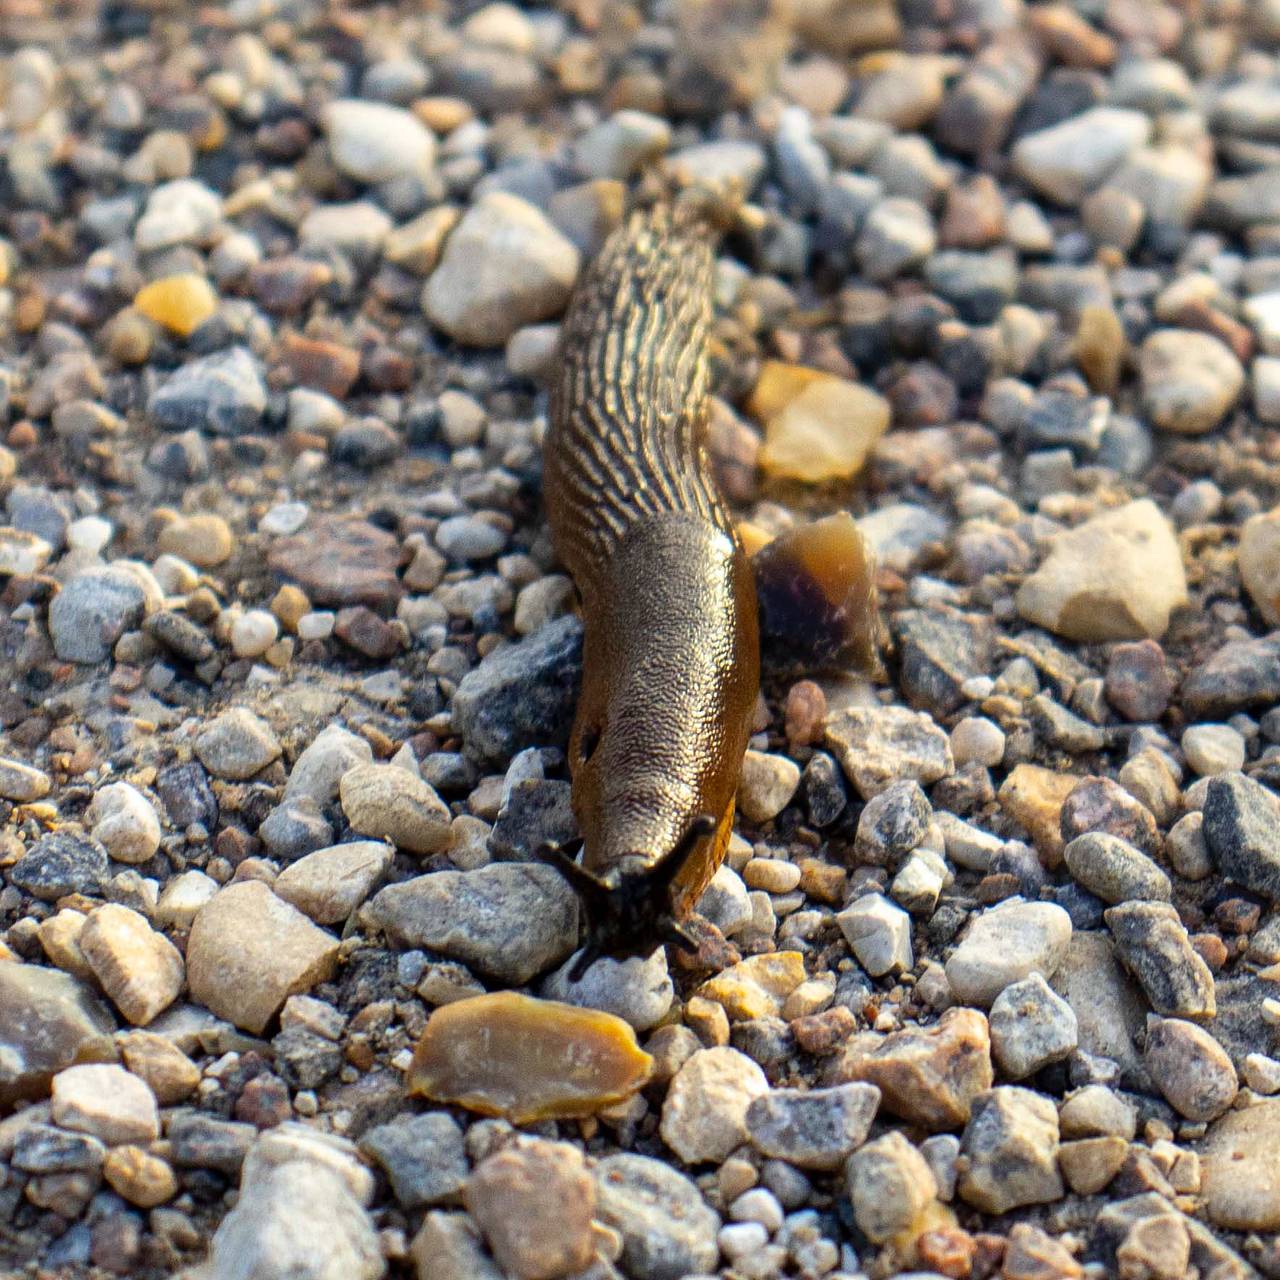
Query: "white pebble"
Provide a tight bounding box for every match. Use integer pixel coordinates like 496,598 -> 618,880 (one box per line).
949,716 -> 1006,768
87,781 -> 161,864
731,1187 -> 784,1233
230,609 -> 279,658
297,611 -> 335,641
66,515 -> 113,554
1181,723 -> 1246,776
260,502 -> 309,536
719,1222 -> 769,1261
1244,1052 -> 1280,1095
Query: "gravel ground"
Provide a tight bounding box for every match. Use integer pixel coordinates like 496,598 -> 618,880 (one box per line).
3,0 -> 1280,1276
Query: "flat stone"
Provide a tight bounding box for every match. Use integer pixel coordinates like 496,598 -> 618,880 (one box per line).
1015,500 -> 1187,642
51,1063 -> 159,1145
989,973 -> 1078,1079
1105,901 -> 1216,1019
832,1006 -> 993,1131
1183,631 -> 1280,717
149,346 -> 266,436
1145,1018 -> 1237,1122
11,831 -> 108,901
340,763 -> 452,855
1012,107 -> 1151,206
1050,933 -> 1146,1084
186,881 -> 340,1033
542,946 -> 674,1031
958,1086 -> 1064,1213
324,98 -> 436,183
823,704 -> 953,800
660,1046 -> 769,1164
79,904 -> 183,1027
998,764 -> 1080,865
49,567 -> 149,663
274,841 -> 393,925
0,964 -> 115,1107
368,864 -> 577,985
746,1082 -> 880,1170
594,1154 -> 720,1280
269,517 -> 403,610
1202,771 -> 1280,900
359,1112 -> 467,1209
285,724 -> 375,805
946,901 -> 1073,1007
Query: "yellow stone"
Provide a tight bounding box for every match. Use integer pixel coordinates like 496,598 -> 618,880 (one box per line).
998,764 -> 1080,867
103,1146 -> 178,1208
750,360 -> 890,483
695,950 -> 807,1020
133,274 -> 218,338
408,991 -> 652,1124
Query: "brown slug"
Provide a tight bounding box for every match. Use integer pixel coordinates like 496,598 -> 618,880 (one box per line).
542,200 -> 760,976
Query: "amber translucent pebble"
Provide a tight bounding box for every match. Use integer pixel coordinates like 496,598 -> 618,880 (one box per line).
752,512 -> 882,674
407,991 -> 653,1124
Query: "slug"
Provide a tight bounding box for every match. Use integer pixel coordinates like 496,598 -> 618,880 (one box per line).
542,200 -> 761,977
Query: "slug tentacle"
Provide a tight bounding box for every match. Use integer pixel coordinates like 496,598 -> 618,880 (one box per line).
544,201 -> 761,966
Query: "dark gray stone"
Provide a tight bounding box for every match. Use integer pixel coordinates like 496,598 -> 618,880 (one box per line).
149,346 -> 267,436
11,1125 -> 106,1174
1183,633 -> 1280,718
892,609 -> 994,716
359,1112 -> 467,1208
488,778 -> 576,861
155,762 -> 219,829
746,1083 -> 881,1170
11,831 -> 109,901
1202,771 -> 1280,900
1105,901 -> 1216,1019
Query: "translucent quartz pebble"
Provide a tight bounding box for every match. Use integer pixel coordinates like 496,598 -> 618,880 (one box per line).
408,991 -> 652,1123
751,512 -> 882,674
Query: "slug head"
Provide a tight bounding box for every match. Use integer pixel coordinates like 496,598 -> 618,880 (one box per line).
541,814 -> 716,980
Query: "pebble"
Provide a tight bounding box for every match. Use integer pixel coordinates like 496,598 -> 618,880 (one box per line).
945,901 -> 1073,1007
746,1082 -> 880,1170
543,946 -> 674,1031
1240,507 -> 1280,627
86,782 -> 161,864
958,1087 -> 1063,1214
186,881 -> 340,1033
1104,901 -> 1216,1018
1063,833 -> 1171,904
1106,639 -> 1174,722
135,179 -> 221,251
837,892 -> 913,976
12,831 -> 108,901
696,951 -> 806,1020
660,1046 -> 769,1164
0,757 -> 51,802
269,516 -> 402,609
594,1154 -> 720,1279
118,1031 -> 199,1104
157,513 -> 234,567
230,609 -> 279,659
1145,1018 -> 1238,1122
736,750 -> 802,823
847,1129 -> 937,1243
80,904 -> 183,1026
855,196 -> 936,282
103,1146 -> 178,1208
0,527 -> 51,574
49,566 -> 149,662
1202,771 -> 1280,900
359,1112 -> 467,1209
424,192 -> 579,346
133,274 -> 218,337
1012,107 -> 1150,206
835,1007 -> 993,1131
823,704 -> 953,800
950,716 -> 1005,768
855,779 -> 931,863
274,841 -> 394,925
284,724 -> 374,806
1200,1100 -> 1280,1230
339,762 -> 452,855
1140,329 -> 1245,435
464,1139 -> 595,1280
149,346 -> 266,436
51,1063 -> 159,1145
1183,631 -> 1280,718
194,707 -> 282,780
989,973 -> 1078,1079
1015,500 -> 1187,642
324,98 -> 436,183
368,864 -> 577,984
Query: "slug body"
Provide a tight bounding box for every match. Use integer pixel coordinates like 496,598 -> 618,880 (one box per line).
544,203 -> 760,969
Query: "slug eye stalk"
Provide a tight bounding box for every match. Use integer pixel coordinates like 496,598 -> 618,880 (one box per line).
539,814 -> 717,981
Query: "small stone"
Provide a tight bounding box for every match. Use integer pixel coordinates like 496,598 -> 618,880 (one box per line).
1116,1214 -> 1189,1280
324,98 -> 436,183
0,756 -> 51,802
999,764 -> 1081,864
87,782 -> 161,865
1012,107 -> 1150,206
855,196 -> 936,282
1202,771 -> 1280,900
424,193 -> 579,346
154,870 -> 219,931
274,841 -> 394,925
989,973 -> 1078,1079
1240,507 -> 1280,626
230,609 -> 279,659
79,904 -> 183,1026
52,1063 -> 159,1145
737,751 -> 801,824
823,704 -> 953,800
1140,329 -> 1245,435
149,346 -> 266,436
697,864 -> 754,937
837,893 -> 913,976
195,707 -> 282,780
10,1123 -> 105,1175
696,952 -> 807,1020
369,865 -> 576,985
186,881 -> 340,1033
49,567 -> 149,663
543,947 -> 673,1032
118,1031 -> 199,1104
1060,775 -> 1160,854
409,992 -> 652,1123
950,717 -> 1005,768
285,724 -> 374,806
958,1086 -> 1064,1213
746,1082 -> 880,1170
750,361 -> 890,483
339,762 -> 452,856
833,1007 -> 994,1131
135,179 -> 221,252
269,516 -> 402,609
1063,833 -> 1171,904
660,1046 -> 769,1164
103,1146 -> 177,1208
157,513 -> 233,567
360,1112 -> 466,1210
594,1153 -> 720,1279
1183,632 -> 1280,718
1200,1099 -> 1280,1230
466,1137 -> 595,1280
946,901 -> 1073,1008
411,1212 -> 502,1280
847,1129 -> 938,1243
1059,1136 -> 1128,1195
1105,639 -> 1174,721
1145,1018 -> 1237,1122
572,110 -> 671,179
1015,499 -> 1187,642
11,831 -> 108,901
385,205 -> 460,275
133,274 -> 217,337
0,527 -> 51,575
1105,901 -> 1216,1019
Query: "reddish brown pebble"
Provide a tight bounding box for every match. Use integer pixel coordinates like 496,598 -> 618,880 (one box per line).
1104,639 -> 1173,722
791,1004 -> 857,1055
785,679 -> 828,747
407,991 -> 653,1124
1059,776 -> 1160,855
279,332 -> 361,399
1191,932 -> 1229,971
916,1226 -> 977,1278
1213,898 -> 1261,935
334,606 -> 405,660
